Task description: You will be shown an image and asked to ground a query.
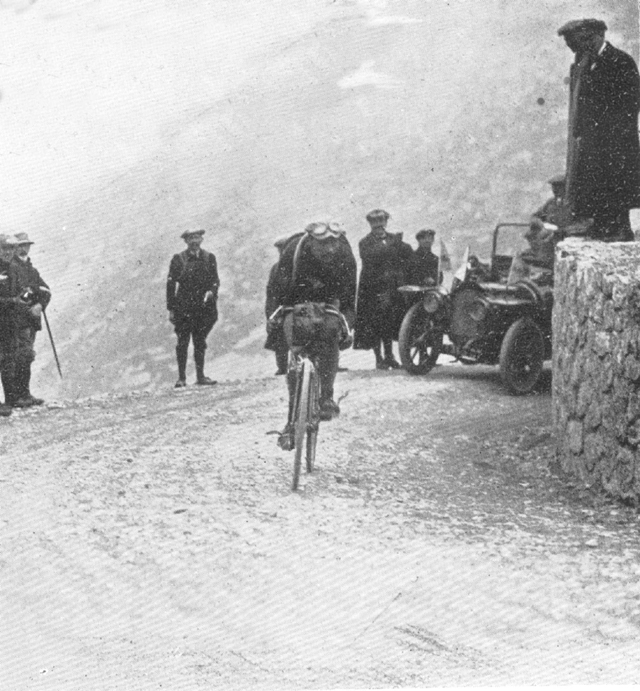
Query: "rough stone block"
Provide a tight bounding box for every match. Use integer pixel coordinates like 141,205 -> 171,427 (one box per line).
554,239 -> 640,501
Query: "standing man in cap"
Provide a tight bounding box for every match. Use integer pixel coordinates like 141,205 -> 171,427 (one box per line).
354,209 -> 413,369
10,232 -> 52,407
558,18 -> 640,241
264,235 -> 291,375
166,229 -> 220,388
0,234 -> 19,416
410,229 -> 442,287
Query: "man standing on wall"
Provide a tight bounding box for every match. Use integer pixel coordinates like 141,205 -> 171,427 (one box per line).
559,18 -> 640,241
167,229 -> 220,388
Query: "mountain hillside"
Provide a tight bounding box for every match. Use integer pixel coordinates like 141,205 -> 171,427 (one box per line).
0,0 -> 636,399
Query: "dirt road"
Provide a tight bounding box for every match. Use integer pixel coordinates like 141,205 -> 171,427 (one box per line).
2,362 -> 640,689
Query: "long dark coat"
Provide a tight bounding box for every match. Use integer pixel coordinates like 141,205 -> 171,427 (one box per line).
354,231 -> 413,349
570,42 -> 640,217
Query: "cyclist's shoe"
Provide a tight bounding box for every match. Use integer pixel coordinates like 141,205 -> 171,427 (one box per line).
277,423 -> 295,451
196,376 -> 218,386
0,403 -> 12,417
319,398 -> 340,421
174,379 -> 187,388
384,357 -> 402,370
375,358 -> 388,370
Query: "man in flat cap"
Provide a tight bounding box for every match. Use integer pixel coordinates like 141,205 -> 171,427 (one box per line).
410,229 -> 442,287
559,18 -> 640,241
530,175 -> 575,231
264,235 -> 291,376
9,232 -> 52,407
166,229 -> 220,387
354,209 -> 413,369
0,234 -> 19,415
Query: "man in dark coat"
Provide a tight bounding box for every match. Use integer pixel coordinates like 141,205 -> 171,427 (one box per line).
264,236 -> 290,375
166,229 -> 220,388
559,18 -> 640,241
10,232 -> 52,408
0,234 -> 19,416
272,221 -> 356,442
354,209 -> 413,369
410,229 -> 441,286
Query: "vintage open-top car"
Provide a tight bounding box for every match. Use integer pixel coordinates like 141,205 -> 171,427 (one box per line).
398,223 -> 554,394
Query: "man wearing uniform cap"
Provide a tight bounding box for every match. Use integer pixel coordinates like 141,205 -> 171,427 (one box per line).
354,209 -> 413,369
264,235 -> 292,375
0,234 -> 19,415
410,229 -> 441,287
9,232 -> 51,408
166,229 -> 220,387
558,18 -> 640,241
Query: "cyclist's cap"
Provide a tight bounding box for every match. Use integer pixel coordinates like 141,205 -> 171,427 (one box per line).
557,18 -> 607,36
366,209 -> 390,224
415,228 -> 436,240
180,229 -> 205,239
305,222 -> 345,239
548,174 -> 566,185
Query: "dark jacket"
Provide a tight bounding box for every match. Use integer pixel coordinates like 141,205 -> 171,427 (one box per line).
410,247 -> 441,286
274,232 -> 357,324
11,256 -> 51,331
0,259 -> 19,347
570,42 -> 640,216
166,249 -> 219,324
354,231 -> 413,348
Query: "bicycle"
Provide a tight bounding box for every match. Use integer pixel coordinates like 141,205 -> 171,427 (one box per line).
269,303 -> 350,491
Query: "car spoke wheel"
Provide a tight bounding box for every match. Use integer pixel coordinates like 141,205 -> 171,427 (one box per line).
399,303 -> 442,375
499,317 -> 544,395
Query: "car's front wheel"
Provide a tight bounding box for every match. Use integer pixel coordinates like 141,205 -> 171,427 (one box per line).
398,303 -> 442,375
499,317 -> 544,394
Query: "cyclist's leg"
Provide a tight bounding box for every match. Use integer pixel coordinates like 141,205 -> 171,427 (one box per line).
316,314 -> 341,420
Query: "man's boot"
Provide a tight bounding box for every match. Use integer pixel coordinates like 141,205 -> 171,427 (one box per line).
175,340 -> 188,387
1,369 -> 15,407
194,349 -> 217,386
12,365 -> 33,408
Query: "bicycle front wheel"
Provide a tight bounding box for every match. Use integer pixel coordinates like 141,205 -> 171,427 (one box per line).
292,359 -> 312,491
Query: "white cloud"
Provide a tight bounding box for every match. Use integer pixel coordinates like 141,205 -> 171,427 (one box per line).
338,60 -> 402,89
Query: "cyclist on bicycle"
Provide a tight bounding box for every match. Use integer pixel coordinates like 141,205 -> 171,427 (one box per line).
271,221 -> 357,448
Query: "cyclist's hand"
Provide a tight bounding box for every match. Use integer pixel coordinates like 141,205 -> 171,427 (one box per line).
339,328 -> 354,351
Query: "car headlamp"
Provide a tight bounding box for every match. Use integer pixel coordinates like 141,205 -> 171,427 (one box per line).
423,291 -> 442,313
468,298 -> 489,322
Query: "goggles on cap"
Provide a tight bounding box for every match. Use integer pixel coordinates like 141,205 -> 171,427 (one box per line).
305,222 -> 345,240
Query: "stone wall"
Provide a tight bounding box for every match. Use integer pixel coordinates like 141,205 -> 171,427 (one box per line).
553,239 -> 640,502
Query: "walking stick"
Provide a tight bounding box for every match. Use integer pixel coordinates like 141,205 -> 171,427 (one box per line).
43,309 -> 63,378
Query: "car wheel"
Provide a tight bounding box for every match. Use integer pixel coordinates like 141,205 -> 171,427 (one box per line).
499,317 -> 544,395
398,303 -> 442,375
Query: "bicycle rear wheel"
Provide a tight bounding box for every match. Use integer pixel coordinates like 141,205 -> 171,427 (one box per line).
292,359 -> 311,491
305,365 -> 320,473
